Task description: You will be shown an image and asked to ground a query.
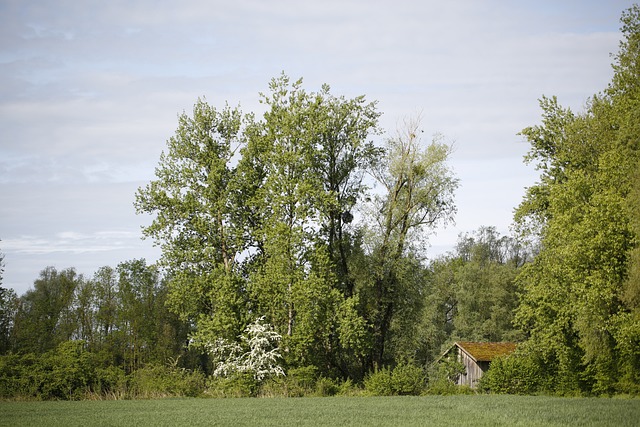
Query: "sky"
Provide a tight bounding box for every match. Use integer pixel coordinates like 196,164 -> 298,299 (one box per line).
0,0 -> 634,295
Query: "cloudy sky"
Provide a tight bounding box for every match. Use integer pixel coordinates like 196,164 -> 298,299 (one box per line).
0,0 -> 633,295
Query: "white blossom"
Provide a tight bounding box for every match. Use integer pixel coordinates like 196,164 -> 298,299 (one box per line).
203,316 -> 285,381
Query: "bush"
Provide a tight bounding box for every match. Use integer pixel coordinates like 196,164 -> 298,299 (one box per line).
426,355 -> 472,395
391,363 -> 425,395
364,364 -> 426,396
91,365 -> 127,399
336,378 -> 363,396
0,353 -> 40,399
205,372 -> 258,398
129,364 -> 205,398
479,354 -> 542,395
364,367 -> 393,396
314,377 -> 339,396
288,366 -> 318,390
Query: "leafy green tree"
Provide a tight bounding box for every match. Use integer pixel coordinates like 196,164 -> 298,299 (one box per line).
12,267 -> 82,353
361,116 -> 458,367
115,259 -> 185,372
73,279 -> 97,345
450,227 -> 525,343
419,227 -> 527,364
91,266 -> 119,353
244,75 -> 329,339
312,91 -> 382,298
137,75 -> 383,379
241,76 -> 380,375
135,99 -> 249,342
513,5 -> 640,395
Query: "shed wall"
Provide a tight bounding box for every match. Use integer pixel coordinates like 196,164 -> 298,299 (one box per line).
457,352 -> 489,387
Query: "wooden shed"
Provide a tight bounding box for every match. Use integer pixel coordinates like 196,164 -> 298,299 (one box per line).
440,341 -> 517,388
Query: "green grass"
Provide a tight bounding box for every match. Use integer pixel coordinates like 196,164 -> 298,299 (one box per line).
1,395 -> 639,427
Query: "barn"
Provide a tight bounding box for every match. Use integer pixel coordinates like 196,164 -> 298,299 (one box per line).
440,341 -> 517,388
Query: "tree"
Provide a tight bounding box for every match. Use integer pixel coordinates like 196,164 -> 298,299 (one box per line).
137,75 -> 384,378
361,116 -> 458,367
12,267 -> 82,353
512,5 -> 640,395
115,259 -> 186,372
419,227 -> 528,364
135,99 -> 249,342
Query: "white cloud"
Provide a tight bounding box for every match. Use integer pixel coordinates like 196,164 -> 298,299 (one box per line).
3,230 -> 142,255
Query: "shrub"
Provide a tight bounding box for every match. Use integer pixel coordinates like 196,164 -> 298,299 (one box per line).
92,365 -> 127,399
364,364 -> 425,396
34,341 -> 99,400
129,364 -> 205,398
426,356 -> 471,395
205,372 -> 258,398
337,378 -> 363,396
390,363 -> 425,395
314,377 -> 339,396
479,354 -> 541,395
364,367 -> 393,396
0,353 -> 40,399
193,317 -> 285,382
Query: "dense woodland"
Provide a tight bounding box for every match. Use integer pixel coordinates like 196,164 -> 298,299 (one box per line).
1,5 -> 639,400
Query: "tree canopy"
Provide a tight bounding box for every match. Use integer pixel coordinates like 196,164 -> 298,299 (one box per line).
509,4 -> 640,395
135,74 -> 457,378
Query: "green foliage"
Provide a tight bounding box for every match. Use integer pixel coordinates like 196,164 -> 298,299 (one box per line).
512,5 -> 640,395
135,74 -> 388,380
364,363 -> 426,396
0,353 -> 40,398
12,267 -> 82,353
426,355 -> 469,395
92,365 -> 127,398
0,341 -> 99,400
128,363 -> 205,398
205,372 -> 258,398
419,228 -> 528,366
479,354 -> 543,395
363,366 -> 393,396
390,363 -> 426,395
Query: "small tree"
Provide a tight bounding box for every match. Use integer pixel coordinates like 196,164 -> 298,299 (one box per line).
194,316 -> 285,381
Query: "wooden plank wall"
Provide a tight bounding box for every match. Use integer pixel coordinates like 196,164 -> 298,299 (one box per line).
457,351 -> 489,387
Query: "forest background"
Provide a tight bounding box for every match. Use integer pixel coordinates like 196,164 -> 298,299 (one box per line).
1,4 -> 639,400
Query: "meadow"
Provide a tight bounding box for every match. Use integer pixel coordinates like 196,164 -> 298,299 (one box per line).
1,395 -> 639,427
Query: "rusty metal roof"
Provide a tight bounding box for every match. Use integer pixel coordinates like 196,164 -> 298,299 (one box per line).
455,341 -> 517,362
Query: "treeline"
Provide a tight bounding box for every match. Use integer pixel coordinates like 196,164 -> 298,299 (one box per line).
1,3 -> 639,401
0,226 -> 528,399
482,5 -> 640,396
0,260 -> 205,399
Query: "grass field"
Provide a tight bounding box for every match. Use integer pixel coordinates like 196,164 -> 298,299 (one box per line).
1,395 -> 639,427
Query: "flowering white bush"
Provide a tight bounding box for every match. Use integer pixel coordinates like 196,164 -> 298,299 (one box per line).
200,316 -> 285,381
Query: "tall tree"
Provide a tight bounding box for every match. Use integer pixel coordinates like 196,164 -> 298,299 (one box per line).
138,75 -> 383,378
12,267 -> 82,353
135,100 -> 248,342
362,116 -> 458,367
513,5 -> 640,395
240,75 -> 381,373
